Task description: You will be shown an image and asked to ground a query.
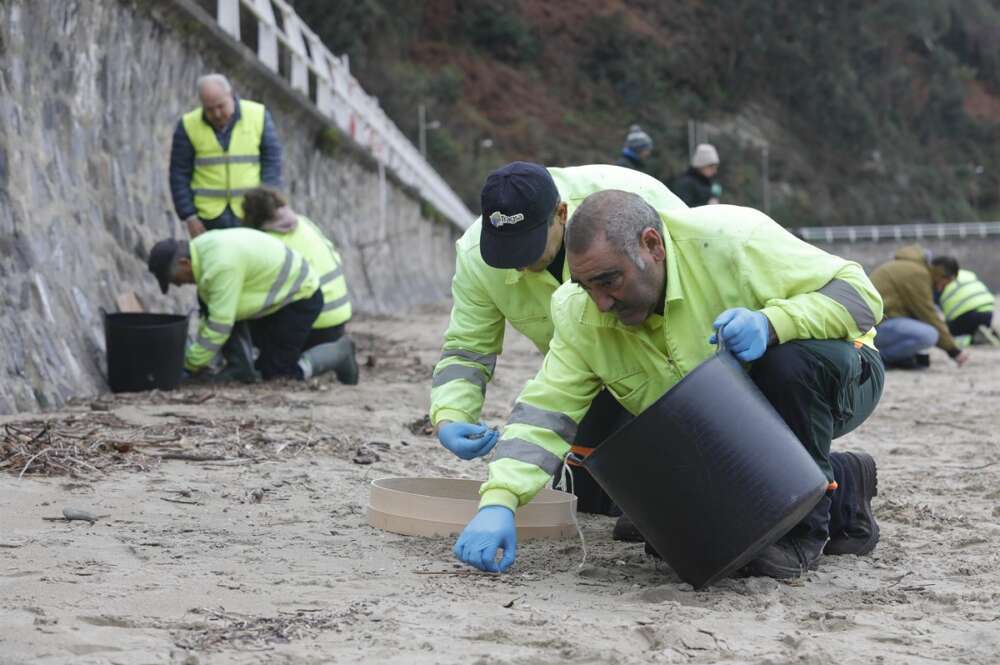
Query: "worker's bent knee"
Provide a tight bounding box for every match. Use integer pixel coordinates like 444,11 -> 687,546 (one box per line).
914,321 -> 939,349
749,342 -> 816,394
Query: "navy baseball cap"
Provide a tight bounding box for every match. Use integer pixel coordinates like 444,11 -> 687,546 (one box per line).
479,162 -> 560,269
147,238 -> 179,294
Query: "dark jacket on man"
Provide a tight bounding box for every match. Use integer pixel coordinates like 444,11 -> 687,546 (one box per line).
671,167 -> 714,207
615,148 -> 646,172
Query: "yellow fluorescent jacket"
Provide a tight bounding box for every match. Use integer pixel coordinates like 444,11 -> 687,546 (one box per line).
186,228 -> 318,371
430,164 -> 689,426
479,204 -> 884,512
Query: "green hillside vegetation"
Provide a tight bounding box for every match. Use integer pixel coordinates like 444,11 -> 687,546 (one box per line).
292,0 -> 1000,227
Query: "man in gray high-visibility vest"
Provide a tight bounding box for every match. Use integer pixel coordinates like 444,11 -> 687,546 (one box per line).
931,256 -> 996,341
169,73 -> 283,237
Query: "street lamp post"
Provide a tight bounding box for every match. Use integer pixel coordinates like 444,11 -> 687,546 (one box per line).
418,103 -> 441,159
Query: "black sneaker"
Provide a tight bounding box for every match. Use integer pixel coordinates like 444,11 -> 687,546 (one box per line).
743,533 -> 826,579
824,452 -> 879,556
612,514 -> 644,542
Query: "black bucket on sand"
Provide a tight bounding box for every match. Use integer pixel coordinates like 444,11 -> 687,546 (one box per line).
584,349 -> 828,589
104,312 -> 189,393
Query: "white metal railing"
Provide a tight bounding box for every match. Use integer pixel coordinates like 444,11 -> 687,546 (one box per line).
215,0 -> 473,229
794,221 -> 1000,243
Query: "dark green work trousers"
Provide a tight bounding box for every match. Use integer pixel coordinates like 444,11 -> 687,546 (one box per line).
750,339 -> 885,542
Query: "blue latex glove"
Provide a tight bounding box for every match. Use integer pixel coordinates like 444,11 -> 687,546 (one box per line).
709,308 -> 771,362
453,505 -> 517,573
437,422 -> 499,460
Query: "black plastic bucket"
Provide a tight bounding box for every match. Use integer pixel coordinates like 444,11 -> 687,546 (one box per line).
104,312 -> 189,393
584,350 -> 828,589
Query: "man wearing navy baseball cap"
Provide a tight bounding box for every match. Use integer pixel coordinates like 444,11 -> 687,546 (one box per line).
429,161 -> 687,541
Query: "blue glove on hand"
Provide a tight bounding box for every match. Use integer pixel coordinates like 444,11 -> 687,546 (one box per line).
437,422 -> 499,460
453,505 -> 517,573
709,308 -> 771,362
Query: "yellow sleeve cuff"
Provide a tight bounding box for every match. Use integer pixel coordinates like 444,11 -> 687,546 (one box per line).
431,408 -> 472,427
479,488 -> 520,512
761,306 -> 797,344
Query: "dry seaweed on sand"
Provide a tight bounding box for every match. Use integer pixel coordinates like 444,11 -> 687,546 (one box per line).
175,603 -> 376,651
0,416 -> 158,478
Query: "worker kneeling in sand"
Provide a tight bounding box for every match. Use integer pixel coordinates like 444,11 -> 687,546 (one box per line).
242,186 -> 358,384
430,162 -> 687,542
148,229 -> 349,382
453,191 -> 885,580
870,245 -> 970,369
930,255 -> 997,345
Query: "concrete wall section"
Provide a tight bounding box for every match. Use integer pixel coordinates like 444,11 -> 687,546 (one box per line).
0,0 -> 458,414
811,239 -> 1000,290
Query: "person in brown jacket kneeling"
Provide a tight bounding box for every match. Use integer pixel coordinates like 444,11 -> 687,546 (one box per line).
870,244 -> 969,369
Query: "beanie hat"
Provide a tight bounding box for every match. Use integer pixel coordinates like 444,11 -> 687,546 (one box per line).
624,124 -> 653,151
691,143 -> 720,168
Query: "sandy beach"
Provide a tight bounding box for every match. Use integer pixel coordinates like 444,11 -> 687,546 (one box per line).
2,304 -> 999,664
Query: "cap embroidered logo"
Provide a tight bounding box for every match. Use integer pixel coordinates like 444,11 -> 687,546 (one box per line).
489,211 -> 525,228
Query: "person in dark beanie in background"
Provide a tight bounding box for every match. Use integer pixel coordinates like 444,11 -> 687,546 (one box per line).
672,143 -> 721,207
616,124 -> 654,172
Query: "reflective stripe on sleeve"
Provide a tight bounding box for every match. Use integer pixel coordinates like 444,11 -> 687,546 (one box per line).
817,279 -> 877,332
320,265 -> 344,286
494,438 -> 564,477
322,293 -> 350,312
204,319 -> 233,336
431,363 -> 487,393
507,402 -> 578,444
193,333 -> 223,352
439,349 -> 498,374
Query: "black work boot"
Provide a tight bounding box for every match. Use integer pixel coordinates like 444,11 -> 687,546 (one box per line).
742,532 -> 826,579
825,452 -> 880,556
214,323 -> 261,384
612,514 -> 644,542
743,495 -> 830,579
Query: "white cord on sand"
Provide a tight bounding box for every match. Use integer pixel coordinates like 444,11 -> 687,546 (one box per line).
560,456 -> 588,569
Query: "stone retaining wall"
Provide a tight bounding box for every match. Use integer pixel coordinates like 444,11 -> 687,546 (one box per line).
0,0 -> 458,413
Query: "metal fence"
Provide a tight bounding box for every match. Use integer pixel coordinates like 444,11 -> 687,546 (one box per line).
794,222 -> 1000,243
214,0 -> 473,229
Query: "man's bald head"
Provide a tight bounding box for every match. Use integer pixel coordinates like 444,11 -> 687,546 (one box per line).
197,73 -> 236,130
566,190 -> 661,269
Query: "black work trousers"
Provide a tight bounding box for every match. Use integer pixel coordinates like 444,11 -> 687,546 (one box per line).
247,289 -> 323,380
304,322 -> 346,351
750,340 -> 885,542
947,310 -> 993,338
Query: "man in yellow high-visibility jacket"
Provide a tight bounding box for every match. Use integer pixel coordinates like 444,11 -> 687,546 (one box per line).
147,229 -> 320,381
242,186 -> 359,385
931,255 -> 995,340
169,73 -> 283,237
453,190 -> 885,580
431,162 -> 687,539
